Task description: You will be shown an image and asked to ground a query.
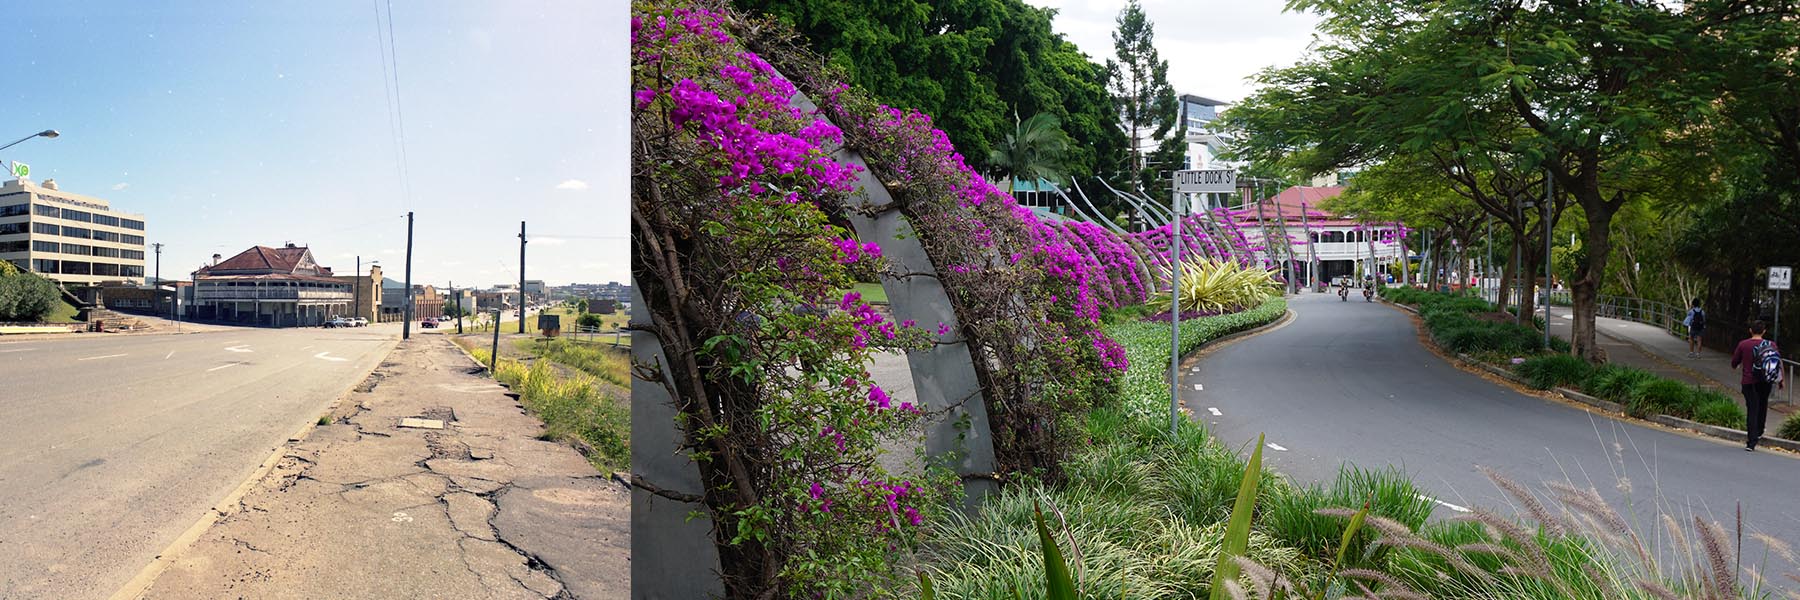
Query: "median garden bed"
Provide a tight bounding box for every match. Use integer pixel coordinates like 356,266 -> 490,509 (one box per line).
1382,287 -> 1748,430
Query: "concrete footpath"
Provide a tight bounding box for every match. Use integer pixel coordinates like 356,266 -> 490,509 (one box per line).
129,336 -> 628,599
1546,307 -> 1796,424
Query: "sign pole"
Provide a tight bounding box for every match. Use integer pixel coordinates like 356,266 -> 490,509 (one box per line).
1169,187 -> 1183,437
1771,266 -> 1792,344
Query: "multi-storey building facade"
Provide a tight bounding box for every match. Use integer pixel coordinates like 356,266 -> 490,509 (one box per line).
0,178 -> 148,285
191,244 -> 352,327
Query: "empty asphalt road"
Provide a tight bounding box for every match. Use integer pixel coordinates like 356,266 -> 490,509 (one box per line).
0,326 -> 398,599
1190,293 -> 1800,570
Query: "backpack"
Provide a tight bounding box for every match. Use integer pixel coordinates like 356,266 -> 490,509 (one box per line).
1688,308 -> 1705,330
1753,340 -> 1783,384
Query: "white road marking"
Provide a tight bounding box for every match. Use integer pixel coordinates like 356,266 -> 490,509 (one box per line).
207,361 -> 244,372
225,345 -> 253,353
164,351 -> 174,360
1266,442 -> 1288,452
1207,407 -> 1222,416
78,354 -> 128,361
300,345 -> 313,350
314,351 -> 348,362
1193,384 -> 1203,391
1417,494 -> 1471,513
0,348 -> 30,354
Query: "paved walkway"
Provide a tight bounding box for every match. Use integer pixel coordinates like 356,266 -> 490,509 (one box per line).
1544,307 -> 1796,425
131,337 -> 628,600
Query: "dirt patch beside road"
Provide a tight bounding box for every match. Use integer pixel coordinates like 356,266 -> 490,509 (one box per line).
131,337 -> 628,599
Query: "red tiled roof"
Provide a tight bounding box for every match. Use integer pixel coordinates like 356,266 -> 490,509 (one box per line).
199,273 -> 347,284
207,245 -> 309,272
1252,186 -> 1344,217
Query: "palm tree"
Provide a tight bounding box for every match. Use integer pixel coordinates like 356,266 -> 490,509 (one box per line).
988,111 -> 1073,195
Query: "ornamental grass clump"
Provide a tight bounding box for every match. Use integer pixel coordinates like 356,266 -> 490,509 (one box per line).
1145,259 -> 1281,315
1515,354 -> 1596,390
1584,365 -> 1658,403
1779,413 -> 1800,441
1626,377 -> 1701,418
1691,390 -> 1747,429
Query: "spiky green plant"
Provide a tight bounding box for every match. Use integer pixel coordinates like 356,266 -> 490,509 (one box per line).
1148,259 -> 1281,315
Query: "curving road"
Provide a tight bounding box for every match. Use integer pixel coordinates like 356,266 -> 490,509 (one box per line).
1189,293 -> 1800,565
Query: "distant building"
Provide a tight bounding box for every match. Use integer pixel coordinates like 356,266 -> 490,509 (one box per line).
330,264 -> 383,321
523,279 -> 546,299
0,177 -> 148,285
191,244 -> 353,326
381,282 -> 444,321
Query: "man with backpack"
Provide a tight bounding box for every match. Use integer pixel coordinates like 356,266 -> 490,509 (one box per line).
1730,320 -> 1785,451
1684,299 -> 1707,358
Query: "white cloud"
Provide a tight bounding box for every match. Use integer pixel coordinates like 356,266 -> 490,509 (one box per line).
555,179 -> 590,190
111,182 -> 130,190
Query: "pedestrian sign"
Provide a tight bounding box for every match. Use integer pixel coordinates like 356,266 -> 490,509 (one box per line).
1771,266 -> 1793,291
9,162 -> 28,179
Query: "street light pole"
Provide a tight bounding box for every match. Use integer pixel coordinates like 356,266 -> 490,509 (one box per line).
0,129 -> 58,154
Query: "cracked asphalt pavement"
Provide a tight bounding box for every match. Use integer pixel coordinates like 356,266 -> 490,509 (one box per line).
134,337 -> 628,599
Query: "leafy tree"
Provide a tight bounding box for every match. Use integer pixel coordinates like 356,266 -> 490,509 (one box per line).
987,111 -> 1071,193
1105,0 -> 1179,195
0,269 -> 61,322
735,0 -> 1128,203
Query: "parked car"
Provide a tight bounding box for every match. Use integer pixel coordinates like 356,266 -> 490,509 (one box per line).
352,317 -> 369,327
421,319 -> 438,329
326,317 -> 352,328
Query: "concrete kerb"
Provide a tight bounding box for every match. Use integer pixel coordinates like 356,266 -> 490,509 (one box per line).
108,339 -> 401,600
1382,298 -> 1800,454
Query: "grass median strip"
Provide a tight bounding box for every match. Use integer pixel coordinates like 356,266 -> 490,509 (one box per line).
454,337 -> 629,472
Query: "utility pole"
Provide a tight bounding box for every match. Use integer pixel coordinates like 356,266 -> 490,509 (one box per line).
490,308 -> 502,374
151,242 -> 165,317
453,280 -> 464,334
518,221 -> 527,335
355,255 -> 362,322
403,211 -> 414,340
1544,168 -> 1554,349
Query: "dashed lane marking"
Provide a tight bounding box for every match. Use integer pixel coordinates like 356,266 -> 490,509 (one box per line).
0,348 -> 30,354
78,354 -> 128,361
314,352 -> 349,362
164,351 -> 174,360
207,362 -> 244,372
1207,407 -> 1222,416
1266,442 -> 1288,452
1417,494 -> 1471,513
1193,384 -> 1203,391
225,345 -> 253,353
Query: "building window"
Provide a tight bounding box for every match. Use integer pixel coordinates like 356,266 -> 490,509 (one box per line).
90,214 -> 119,227
91,230 -> 120,243
33,240 -> 60,253
93,263 -> 120,277
33,204 -> 58,217
62,226 -> 91,239
121,249 -> 143,260
0,240 -> 26,253
93,246 -> 119,258
0,203 -> 26,217
32,222 -> 58,235
31,259 -> 58,273
120,265 -> 144,278
0,222 -> 24,235
122,234 -> 144,245
61,243 -> 92,255
61,261 -> 91,275
60,208 -> 92,222
121,219 -> 144,230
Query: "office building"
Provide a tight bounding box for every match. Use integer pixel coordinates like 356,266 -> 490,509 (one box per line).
0,178 -> 148,285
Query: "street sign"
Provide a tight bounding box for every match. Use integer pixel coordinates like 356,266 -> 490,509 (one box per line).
1174,168 -> 1236,193
9,162 -> 29,178
1771,266 -> 1793,291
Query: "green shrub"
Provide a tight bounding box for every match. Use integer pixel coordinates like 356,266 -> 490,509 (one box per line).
1582,365 -> 1656,403
1691,393 -> 1747,429
1259,465 -> 1433,568
1779,413 -> 1800,441
1626,378 -> 1699,418
1514,354 -> 1595,390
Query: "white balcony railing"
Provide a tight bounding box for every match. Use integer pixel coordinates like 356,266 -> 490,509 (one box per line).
196,289 -> 351,300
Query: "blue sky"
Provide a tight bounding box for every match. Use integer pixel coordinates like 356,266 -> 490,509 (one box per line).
2,1 -> 629,288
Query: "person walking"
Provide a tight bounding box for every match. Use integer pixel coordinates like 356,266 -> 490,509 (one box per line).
1683,299 -> 1706,358
1730,320 -> 1785,451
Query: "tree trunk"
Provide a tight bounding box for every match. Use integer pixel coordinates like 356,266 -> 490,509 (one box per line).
1570,202 -> 1619,362
1396,225 -> 1411,286
1515,232 -> 1538,329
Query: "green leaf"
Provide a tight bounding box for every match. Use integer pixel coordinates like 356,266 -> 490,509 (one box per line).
1210,433 -> 1264,600
1034,501 -> 1078,600
917,570 -> 936,600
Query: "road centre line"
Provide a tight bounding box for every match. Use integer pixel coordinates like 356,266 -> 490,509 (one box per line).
207,362 -> 244,372
165,351 -> 174,360
0,348 -> 30,354
78,354 -> 128,361
1266,442 -> 1288,452
1193,384 -> 1203,391
1207,407 -> 1222,416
